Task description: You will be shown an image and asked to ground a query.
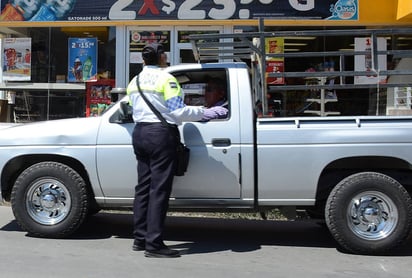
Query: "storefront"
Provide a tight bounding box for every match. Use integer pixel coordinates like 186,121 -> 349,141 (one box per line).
0,0 -> 411,122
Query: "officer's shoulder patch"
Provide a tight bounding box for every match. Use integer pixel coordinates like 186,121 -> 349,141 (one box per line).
169,82 -> 178,89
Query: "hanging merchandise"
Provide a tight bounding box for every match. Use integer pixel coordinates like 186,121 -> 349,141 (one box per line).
67,37 -> 97,82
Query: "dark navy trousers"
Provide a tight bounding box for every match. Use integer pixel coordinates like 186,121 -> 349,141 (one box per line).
132,122 -> 178,250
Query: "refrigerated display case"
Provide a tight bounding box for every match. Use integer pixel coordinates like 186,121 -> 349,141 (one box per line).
86,79 -> 115,117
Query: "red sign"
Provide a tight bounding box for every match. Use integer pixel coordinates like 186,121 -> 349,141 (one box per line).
266,61 -> 285,85
86,79 -> 115,117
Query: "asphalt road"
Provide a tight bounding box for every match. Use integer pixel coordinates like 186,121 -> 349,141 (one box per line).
0,205 -> 411,278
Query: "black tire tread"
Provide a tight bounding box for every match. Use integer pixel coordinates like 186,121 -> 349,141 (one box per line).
10,161 -> 89,238
325,172 -> 412,254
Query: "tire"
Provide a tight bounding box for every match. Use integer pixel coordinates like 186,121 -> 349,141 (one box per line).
325,172 -> 412,255
10,162 -> 89,238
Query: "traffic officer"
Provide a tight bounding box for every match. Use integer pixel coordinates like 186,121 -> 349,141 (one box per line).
127,43 -> 227,258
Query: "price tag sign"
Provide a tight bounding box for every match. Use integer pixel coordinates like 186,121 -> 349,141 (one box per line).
67,37 -> 98,82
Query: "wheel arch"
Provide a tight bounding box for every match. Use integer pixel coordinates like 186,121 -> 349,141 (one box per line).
308,155 -> 412,216
1,154 -> 96,205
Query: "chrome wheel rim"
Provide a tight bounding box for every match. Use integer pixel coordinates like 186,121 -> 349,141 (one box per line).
347,191 -> 398,240
26,179 -> 71,225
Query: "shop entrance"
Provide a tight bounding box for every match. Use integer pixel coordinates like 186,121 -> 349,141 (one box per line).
126,26 -> 223,80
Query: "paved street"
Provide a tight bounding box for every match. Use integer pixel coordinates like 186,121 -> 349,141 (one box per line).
0,205 -> 411,278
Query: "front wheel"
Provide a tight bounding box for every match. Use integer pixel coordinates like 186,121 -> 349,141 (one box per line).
11,162 -> 89,238
325,172 -> 412,254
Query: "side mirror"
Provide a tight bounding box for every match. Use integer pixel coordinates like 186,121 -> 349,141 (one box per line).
111,87 -> 127,102
110,101 -> 133,123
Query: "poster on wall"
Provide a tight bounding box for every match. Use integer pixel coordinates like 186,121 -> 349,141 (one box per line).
129,31 -> 170,64
354,37 -> 387,85
2,37 -> 31,81
0,38 -> 2,82
0,0 -> 358,21
67,37 -> 97,82
265,37 -> 285,85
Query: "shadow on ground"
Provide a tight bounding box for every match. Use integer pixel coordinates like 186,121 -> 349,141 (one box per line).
2,211 -> 412,256
74,212 -> 412,256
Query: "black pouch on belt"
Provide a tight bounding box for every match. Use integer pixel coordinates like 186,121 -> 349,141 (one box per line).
175,142 -> 190,176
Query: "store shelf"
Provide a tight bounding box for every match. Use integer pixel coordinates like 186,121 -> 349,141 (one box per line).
0,83 -> 85,91
303,77 -> 340,116
304,110 -> 340,116
394,86 -> 412,109
11,89 -> 85,123
306,98 -> 338,103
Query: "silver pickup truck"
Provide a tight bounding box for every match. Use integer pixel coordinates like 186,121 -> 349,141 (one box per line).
1,62 -> 412,256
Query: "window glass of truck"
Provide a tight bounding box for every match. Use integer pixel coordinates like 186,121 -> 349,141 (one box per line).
178,69 -> 230,120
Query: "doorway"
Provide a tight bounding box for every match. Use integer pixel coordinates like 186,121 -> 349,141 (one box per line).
126,26 -> 223,80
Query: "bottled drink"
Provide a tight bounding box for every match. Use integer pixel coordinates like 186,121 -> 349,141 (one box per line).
82,55 -> 93,81
0,0 -> 42,21
47,0 -> 76,19
29,0 -> 76,21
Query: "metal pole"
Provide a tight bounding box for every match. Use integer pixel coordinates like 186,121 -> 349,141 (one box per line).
259,18 -> 268,116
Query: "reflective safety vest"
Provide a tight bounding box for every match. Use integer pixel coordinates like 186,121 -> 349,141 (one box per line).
127,65 -> 204,125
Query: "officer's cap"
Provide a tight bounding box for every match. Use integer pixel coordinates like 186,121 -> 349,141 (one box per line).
142,43 -> 164,65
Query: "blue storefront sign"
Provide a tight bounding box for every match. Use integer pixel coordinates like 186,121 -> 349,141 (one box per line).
68,37 -> 97,82
0,0 -> 358,22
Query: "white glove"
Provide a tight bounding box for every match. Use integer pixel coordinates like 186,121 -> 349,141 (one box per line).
202,106 -> 228,120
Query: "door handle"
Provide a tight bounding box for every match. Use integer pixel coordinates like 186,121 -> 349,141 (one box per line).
212,138 -> 231,147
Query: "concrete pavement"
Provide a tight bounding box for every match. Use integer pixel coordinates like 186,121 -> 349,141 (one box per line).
0,205 -> 411,278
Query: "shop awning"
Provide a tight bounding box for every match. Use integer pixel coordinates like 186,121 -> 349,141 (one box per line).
397,0 -> 412,21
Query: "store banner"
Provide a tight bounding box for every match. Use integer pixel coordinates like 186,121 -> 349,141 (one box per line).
68,37 -> 98,82
354,37 -> 387,85
2,37 -> 31,81
0,0 -> 358,22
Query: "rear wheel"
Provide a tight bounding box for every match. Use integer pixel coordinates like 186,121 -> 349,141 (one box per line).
325,172 -> 412,254
11,162 -> 88,238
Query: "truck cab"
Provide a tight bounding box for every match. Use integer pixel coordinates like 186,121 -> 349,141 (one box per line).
96,62 -> 255,207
